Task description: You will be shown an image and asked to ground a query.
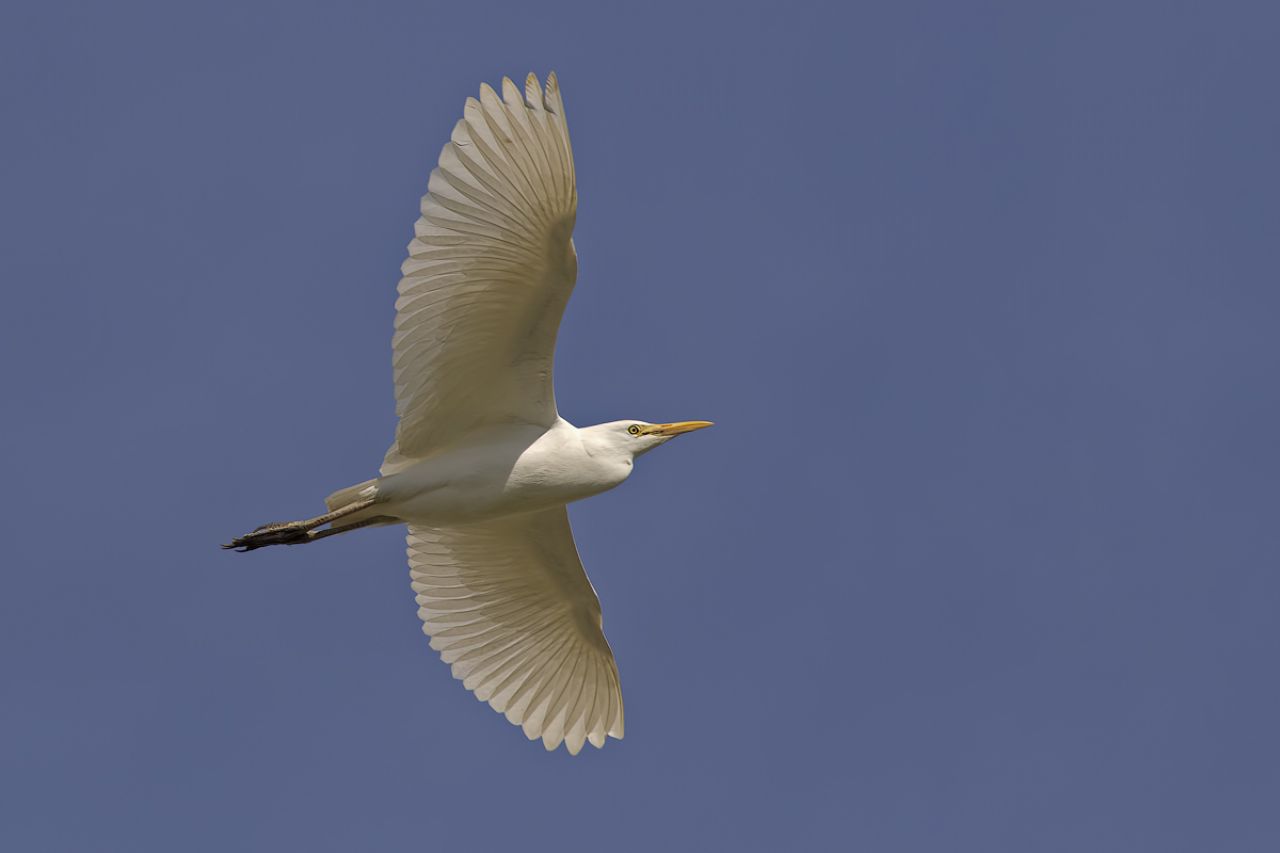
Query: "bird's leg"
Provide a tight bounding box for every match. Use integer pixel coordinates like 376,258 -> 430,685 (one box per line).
302,515 -> 396,543
222,499 -> 378,552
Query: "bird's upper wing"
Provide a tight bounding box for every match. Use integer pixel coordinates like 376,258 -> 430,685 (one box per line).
385,73 -> 577,474
407,508 -> 624,754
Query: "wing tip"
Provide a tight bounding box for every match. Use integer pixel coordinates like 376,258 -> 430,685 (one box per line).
483,72 -> 557,107
524,73 -> 542,110
501,76 -> 521,105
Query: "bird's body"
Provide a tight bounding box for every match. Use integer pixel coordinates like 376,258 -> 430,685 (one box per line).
226,73 -> 710,755
346,419 -> 633,526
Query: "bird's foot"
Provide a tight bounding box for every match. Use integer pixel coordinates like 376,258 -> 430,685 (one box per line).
222,520 -> 312,552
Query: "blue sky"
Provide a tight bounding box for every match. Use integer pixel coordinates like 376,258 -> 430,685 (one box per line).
3,1 -> 1279,850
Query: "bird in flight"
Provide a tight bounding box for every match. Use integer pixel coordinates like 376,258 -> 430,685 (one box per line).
224,73 -> 712,754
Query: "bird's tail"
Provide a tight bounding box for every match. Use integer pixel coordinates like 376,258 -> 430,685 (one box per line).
325,477 -> 379,514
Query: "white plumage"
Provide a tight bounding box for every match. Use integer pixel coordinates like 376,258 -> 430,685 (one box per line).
226,73 -> 711,754
408,509 -> 622,755
385,73 -> 577,475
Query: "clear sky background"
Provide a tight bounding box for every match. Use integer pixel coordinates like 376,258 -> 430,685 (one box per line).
3,1 -> 1278,850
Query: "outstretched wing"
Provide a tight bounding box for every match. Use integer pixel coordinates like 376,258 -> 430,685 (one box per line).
385,73 -> 578,474
407,508 -> 624,754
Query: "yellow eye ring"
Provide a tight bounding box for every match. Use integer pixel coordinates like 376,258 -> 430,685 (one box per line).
627,424 -> 642,436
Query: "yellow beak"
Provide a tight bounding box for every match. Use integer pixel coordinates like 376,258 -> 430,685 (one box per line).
643,420 -> 715,437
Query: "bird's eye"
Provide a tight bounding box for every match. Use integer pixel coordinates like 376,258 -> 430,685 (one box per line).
627,424 -> 641,436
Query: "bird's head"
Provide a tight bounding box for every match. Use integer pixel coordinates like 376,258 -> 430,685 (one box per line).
585,420 -> 715,459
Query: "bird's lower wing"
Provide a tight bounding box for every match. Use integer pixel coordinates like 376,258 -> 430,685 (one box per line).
407,507 -> 623,754
386,73 -> 578,474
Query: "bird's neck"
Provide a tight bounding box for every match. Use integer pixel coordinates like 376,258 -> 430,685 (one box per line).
577,423 -> 632,462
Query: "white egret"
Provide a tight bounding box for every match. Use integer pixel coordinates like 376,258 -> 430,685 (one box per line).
225,73 -> 712,754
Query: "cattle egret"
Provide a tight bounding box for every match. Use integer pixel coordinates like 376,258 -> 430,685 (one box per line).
224,73 -> 712,755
